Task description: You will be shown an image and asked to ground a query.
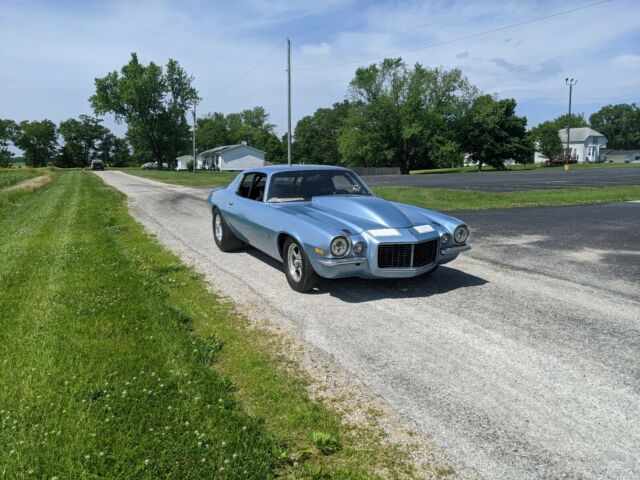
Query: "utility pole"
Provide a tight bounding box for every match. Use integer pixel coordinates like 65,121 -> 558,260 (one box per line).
287,37 -> 292,166
192,102 -> 197,173
565,78 -> 577,168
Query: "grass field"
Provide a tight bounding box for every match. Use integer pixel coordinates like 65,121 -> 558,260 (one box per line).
121,168 -> 237,187
373,185 -> 640,211
0,168 -> 45,189
0,171 -> 426,479
113,168 -> 640,210
410,162 -> 640,175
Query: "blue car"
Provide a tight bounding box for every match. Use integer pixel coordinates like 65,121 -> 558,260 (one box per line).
207,165 -> 470,292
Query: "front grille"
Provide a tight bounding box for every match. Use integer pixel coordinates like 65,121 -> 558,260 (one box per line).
413,239 -> 438,267
377,239 -> 438,269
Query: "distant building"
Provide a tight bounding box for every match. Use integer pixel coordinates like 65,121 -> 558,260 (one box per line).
175,155 -> 193,170
196,142 -> 266,171
535,127 -> 607,164
597,149 -> 640,163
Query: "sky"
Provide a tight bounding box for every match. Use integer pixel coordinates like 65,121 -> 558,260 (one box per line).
1,0 -> 639,152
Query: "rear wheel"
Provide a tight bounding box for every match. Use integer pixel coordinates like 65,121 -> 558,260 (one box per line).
283,238 -> 318,293
212,208 -> 243,252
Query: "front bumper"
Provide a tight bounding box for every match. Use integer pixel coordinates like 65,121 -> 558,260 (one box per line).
310,228 -> 470,279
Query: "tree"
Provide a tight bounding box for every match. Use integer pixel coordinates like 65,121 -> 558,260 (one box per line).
111,137 -> 132,166
57,115 -> 109,167
338,58 -> 477,173
461,95 -> 532,171
530,121 -> 563,162
14,120 -> 58,167
94,132 -> 131,166
90,53 -> 199,168
589,103 -> 640,149
0,119 -> 18,167
196,107 -> 285,164
294,101 -> 351,165
549,113 -> 588,131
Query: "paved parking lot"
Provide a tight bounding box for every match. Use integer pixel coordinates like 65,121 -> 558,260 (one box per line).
363,166 -> 640,191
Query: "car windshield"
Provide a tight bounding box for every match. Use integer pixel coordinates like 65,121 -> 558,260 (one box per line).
267,170 -> 371,202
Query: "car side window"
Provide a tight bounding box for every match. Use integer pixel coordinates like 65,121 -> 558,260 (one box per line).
236,173 -> 266,202
237,174 -> 256,198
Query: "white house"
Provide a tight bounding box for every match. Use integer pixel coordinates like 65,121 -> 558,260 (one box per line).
534,127 -> 607,164
196,143 -> 266,171
175,155 -> 193,170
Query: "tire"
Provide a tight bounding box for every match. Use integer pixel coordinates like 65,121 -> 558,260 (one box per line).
212,208 -> 243,252
283,237 -> 318,293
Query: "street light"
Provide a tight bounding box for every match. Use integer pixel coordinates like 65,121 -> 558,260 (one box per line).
564,78 -> 577,169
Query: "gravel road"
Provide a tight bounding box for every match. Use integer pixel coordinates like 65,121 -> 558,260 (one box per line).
96,171 -> 640,480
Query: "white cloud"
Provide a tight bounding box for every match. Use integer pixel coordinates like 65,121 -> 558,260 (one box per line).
300,42 -> 332,56
0,0 -> 638,141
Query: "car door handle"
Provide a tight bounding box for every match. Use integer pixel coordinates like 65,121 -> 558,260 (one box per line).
227,201 -> 233,206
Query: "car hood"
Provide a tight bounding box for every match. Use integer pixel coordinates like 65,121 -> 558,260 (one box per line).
288,196 -> 418,234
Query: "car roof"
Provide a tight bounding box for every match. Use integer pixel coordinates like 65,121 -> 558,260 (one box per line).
244,164 -> 351,175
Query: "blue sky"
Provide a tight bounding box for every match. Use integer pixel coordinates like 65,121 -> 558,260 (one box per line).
1,0 -> 639,148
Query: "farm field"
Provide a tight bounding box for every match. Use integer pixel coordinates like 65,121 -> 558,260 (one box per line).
0,171 -> 422,479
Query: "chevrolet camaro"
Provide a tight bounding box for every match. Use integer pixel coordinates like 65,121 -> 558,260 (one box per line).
207,165 -> 470,292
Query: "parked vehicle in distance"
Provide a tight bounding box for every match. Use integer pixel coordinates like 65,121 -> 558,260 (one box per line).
90,159 -> 104,171
141,162 -> 169,170
207,165 -> 471,292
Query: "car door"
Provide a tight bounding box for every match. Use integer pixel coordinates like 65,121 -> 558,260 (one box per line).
227,173 -> 273,252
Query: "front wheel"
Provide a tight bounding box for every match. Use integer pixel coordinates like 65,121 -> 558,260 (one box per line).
283,238 -> 318,293
212,208 -> 243,252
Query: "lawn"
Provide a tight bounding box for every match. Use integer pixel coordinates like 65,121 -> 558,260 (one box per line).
120,168 -> 237,187
410,162 -> 640,175
0,171 -> 426,479
114,168 -> 640,211
0,168 -> 45,189
372,185 -> 640,211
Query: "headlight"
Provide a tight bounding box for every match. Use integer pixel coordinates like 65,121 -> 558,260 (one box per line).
454,225 -> 469,244
330,236 -> 350,257
440,233 -> 451,245
352,241 -> 365,255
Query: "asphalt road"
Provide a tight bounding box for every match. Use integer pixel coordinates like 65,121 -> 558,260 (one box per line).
363,165 -> 640,191
96,171 -> 640,480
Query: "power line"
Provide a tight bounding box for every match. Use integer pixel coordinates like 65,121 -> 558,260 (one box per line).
294,0 -> 613,71
222,72 -> 285,111
210,40 -> 285,98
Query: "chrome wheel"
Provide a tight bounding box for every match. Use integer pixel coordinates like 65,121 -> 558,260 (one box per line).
287,242 -> 303,283
214,214 -> 223,242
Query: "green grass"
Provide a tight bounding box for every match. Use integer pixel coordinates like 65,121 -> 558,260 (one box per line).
0,171 -> 425,479
120,168 -> 237,187
372,185 -> 640,211
410,162 -> 640,175
0,168 -> 46,189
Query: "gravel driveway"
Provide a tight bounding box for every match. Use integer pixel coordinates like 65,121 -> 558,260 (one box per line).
96,171 -> 640,480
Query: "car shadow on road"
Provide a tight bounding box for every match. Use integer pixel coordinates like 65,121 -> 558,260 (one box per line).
317,265 -> 488,303
243,248 -> 487,302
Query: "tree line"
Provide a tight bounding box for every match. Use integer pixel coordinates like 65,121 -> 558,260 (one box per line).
2,52 -> 638,171
0,116 -> 130,168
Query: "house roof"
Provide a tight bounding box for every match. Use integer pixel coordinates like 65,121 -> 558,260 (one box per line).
558,127 -> 606,143
198,143 -> 265,157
